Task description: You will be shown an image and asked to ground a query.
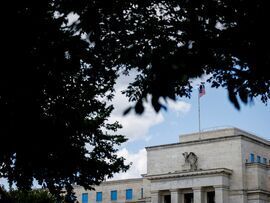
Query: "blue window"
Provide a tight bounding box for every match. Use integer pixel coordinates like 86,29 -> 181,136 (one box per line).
96,192 -> 102,202
111,190 -> 117,201
257,155 -> 261,163
250,153 -> 254,163
141,188 -> 144,199
126,189 -> 133,200
82,193 -> 88,203
263,158 -> 267,164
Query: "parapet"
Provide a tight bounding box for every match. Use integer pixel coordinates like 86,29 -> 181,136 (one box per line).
179,127 -> 269,145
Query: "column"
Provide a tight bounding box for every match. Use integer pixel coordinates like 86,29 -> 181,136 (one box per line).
215,186 -> 229,203
170,189 -> 182,203
193,187 -> 205,203
151,190 -> 161,203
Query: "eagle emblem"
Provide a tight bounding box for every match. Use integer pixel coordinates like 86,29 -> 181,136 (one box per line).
182,152 -> 198,171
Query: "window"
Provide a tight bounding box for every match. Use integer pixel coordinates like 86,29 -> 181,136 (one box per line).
82,193 -> 88,203
111,190 -> 117,201
263,158 -> 267,164
207,191 -> 215,203
126,189 -> 133,200
96,192 -> 102,202
184,193 -> 194,203
164,195 -> 171,203
257,155 -> 261,163
141,188 -> 144,199
250,153 -> 254,163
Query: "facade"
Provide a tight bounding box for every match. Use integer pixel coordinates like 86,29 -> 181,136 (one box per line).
74,178 -> 150,203
75,128 -> 270,203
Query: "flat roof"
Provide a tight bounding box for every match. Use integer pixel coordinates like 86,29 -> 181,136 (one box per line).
73,177 -> 143,189
146,127 -> 269,150
179,127 -> 269,144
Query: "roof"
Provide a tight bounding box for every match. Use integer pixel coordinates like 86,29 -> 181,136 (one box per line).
179,127 -> 269,143
146,127 -> 270,150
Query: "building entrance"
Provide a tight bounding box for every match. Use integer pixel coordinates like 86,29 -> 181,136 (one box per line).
184,193 -> 194,203
207,191 -> 215,203
164,195 -> 171,203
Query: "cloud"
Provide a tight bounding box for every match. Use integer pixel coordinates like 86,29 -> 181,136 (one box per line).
0,178 -> 9,190
112,148 -> 147,180
109,90 -> 164,141
166,99 -> 191,113
190,74 -> 211,88
108,72 -> 191,141
108,72 -> 164,141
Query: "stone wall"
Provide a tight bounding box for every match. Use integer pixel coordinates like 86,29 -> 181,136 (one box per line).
147,137 -> 243,190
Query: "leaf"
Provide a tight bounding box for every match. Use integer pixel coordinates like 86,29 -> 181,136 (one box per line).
123,106 -> 133,116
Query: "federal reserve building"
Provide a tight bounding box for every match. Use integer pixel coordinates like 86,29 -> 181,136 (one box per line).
74,128 -> 270,203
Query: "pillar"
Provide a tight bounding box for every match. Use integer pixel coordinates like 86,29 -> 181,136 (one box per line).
170,189 -> 182,203
215,186 -> 229,203
151,190 -> 161,203
193,187 -> 205,203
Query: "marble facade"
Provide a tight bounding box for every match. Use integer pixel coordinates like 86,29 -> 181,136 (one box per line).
75,128 -> 270,203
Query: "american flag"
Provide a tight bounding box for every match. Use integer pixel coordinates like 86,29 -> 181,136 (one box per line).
199,84 -> 206,97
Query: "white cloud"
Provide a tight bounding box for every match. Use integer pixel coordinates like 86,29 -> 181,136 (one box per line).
166,99 -> 191,113
66,12 -> 80,26
0,178 -> 9,190
111,148 -> 147,180
109,89 -> 164,141
108,72 -> 191,141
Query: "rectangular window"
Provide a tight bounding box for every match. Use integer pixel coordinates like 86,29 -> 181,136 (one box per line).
257,155 -> 261,163
126,189 -> 133,200
263,158 -> 267,164
250,153 -> 254,163
141,188 -> 144,199
111,190 -> 117,201
207,191 -> 215,203
96,192 -> 102,202
82,193 -> 88,203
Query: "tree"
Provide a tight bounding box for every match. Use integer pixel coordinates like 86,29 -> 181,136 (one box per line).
1,0 -> 269,198
70,0 -> 268,112
2,0 -> 129,198
64,185 -> 77,203
0,187 -> 58,203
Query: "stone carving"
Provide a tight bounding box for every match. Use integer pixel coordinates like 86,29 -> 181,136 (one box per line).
182,152 -> 198,171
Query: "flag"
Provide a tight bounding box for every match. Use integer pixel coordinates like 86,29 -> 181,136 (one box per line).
199,84 -> 206,97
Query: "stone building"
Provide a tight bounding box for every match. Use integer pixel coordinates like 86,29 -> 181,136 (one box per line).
74,128 -> 270,203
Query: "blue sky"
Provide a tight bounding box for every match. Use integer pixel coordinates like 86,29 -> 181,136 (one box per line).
148,84 -> 269,146
112,78 -> 270,179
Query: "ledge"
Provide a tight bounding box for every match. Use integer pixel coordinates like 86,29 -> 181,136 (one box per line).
101,178 -> 143,185
145,168 -> 233,180
73,177 -> 143,189
247,189 -> 270,195
246,163 -> 269,169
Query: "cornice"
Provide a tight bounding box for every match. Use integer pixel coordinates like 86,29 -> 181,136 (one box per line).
247,189 -> 270,195
146,134 -> 270,151
246,163 -> 269,170
145,168 -> 233,180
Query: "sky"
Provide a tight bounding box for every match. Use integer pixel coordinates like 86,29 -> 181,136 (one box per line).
111,73 -> 270,180
1,74 -> 269,188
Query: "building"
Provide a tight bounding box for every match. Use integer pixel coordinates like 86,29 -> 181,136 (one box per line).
74,128 -> 270,203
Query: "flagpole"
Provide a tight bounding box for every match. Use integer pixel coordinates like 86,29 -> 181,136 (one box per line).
198,92 -> 201,135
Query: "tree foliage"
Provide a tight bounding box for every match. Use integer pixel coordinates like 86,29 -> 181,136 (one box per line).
70,0 -> 269,112
1,0 -> 270,198
2,0 -> 129,197
0,187 -> 58,203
